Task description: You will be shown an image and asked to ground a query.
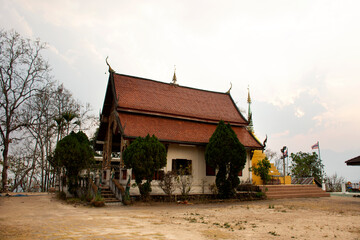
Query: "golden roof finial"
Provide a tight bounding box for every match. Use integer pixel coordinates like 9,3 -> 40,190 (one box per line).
171,65 -> 177,85
247,85 -> 254,132
106,56 -> 115,73
226,82 -> 232,94
247,85 -> 251,103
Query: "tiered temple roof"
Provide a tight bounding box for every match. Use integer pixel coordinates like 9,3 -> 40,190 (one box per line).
96,72 -> 262,149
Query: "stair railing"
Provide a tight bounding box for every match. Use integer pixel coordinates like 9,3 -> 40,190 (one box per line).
89,177 -> 98,198
109,178 -> 125,202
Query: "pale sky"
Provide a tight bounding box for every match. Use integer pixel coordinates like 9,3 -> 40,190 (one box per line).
1,0 -> 359,181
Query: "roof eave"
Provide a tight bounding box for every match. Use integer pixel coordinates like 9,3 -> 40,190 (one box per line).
117,107 -> 248,127
122,135 -> 263,149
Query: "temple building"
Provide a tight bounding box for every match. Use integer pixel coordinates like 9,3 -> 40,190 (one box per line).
95,67 -> 263,194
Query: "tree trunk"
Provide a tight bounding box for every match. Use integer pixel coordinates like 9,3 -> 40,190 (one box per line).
28,166 -> 36,191
40,142 -> 45,192
1,140 -> 9,192
11,167 -> 34,192
11,141 -> 38,192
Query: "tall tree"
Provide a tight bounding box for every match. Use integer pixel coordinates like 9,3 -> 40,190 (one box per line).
290,152 -> 323,182
123,134 -> 167,200
21,82 -> 91,192
205,120 -> 247,198
62,111 -> 78,135
25,83 -> 57,191
0,30 -> 50,191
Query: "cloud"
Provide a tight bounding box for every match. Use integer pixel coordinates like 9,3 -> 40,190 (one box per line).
254,91 -> 326,136
47,44 -> 77,66
273,130 -> 290,138
0,1 -> 33,37
294,108 -> 305,118
18,0 -> 100,28
2,0 -> 360,181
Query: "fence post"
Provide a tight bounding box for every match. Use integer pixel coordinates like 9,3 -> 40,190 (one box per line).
341,182 -> 346,193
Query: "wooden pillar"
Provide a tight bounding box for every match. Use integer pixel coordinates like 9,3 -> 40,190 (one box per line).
119,136 -> 127,180
102,119 -> 113,186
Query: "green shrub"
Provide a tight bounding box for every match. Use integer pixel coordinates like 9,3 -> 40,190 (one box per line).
57,191 -> 67,200
255,192 -> 265,198
177,166 -> 193,198
159,171 -> 177,200
253,157 -> 271,184
94,193 -> 104,202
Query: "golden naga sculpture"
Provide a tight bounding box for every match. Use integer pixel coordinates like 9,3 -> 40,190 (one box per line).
226,82 -> 232,94
106,56 -> 115,73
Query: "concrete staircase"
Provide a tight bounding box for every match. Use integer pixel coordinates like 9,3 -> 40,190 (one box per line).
99,186 -> 122,204
260,185 -> 330,199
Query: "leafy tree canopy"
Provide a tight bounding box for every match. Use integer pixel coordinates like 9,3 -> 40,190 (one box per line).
54,131 -> 94,195
123,134 -> 167,200
290,151 -> 323,182
205,120 -> 246,198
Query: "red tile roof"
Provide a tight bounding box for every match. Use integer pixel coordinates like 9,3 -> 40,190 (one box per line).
119,113 -> 262,149
113,74 -> 247,124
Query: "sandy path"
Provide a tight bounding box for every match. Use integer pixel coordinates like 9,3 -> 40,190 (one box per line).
0,194 -> 359,239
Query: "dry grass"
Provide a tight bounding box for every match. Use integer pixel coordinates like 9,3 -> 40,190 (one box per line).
0,194 -> 359,239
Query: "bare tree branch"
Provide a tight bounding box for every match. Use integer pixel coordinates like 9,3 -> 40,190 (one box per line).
0,30 -> 51,192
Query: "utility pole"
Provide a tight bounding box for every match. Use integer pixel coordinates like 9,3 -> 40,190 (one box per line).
280,146 -> 288,184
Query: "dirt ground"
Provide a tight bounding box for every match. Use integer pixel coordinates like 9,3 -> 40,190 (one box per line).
0,193 -> 359,240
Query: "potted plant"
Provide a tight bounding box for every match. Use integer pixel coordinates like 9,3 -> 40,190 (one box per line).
92,193 -> 105,207
123,192 -> 131,205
